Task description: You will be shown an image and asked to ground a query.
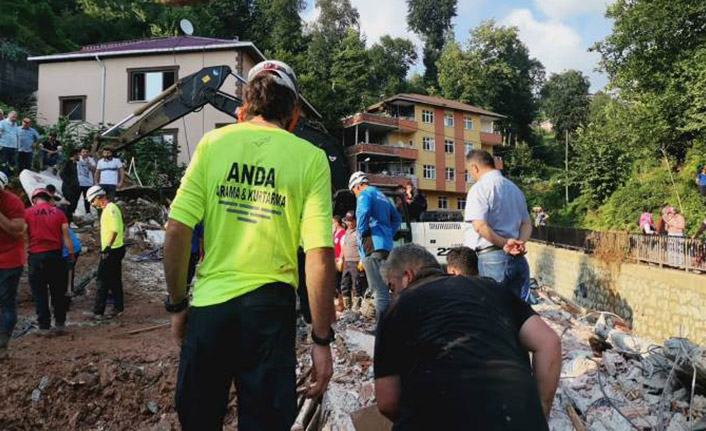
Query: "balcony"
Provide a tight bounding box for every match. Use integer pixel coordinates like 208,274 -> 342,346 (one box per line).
367,173 -> 417,188
342,112 -> 418,134
480,131 -> 502,145
346,143 -> 418,160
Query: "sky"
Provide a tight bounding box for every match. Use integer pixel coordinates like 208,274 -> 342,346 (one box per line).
302,0 -> 615,92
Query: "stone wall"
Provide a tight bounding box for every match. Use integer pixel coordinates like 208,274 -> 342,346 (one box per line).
526,242 -> 706,346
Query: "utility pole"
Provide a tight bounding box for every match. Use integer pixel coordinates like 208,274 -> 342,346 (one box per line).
565,129 -> 569,204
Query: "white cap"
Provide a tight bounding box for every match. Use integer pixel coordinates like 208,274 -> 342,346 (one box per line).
248,60 -> 298,98
86,185 -> 106,203
0,171 -> 7,190
348,171 -> 369,190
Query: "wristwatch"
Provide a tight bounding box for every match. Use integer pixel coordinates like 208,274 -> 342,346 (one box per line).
311,327 -> 336,346
164,295 -> 189,313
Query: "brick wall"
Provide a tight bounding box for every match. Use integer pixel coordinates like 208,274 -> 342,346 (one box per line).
526,242 -> 706,345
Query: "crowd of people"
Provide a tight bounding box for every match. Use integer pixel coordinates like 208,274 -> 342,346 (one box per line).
639,205 -> 706,239
0,169 -> 125,361
2,59 -> 560,430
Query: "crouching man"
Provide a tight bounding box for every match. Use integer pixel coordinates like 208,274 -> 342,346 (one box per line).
375,244 -> 561,430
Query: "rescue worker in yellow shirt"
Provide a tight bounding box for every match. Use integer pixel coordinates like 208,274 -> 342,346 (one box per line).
163,60 -> 335,431
86,185 -> 125,318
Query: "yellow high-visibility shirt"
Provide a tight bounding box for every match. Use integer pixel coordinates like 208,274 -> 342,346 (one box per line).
101,202 -> 124,250
168,122 -> 333,307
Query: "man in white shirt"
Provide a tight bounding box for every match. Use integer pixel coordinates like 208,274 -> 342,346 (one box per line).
0,111 -> 19,175
94,148 -> 124,201
77,148 -> 97,213
463,150 -> 533,301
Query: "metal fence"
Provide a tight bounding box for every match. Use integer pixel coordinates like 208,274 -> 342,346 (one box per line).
531,226 -> 706,272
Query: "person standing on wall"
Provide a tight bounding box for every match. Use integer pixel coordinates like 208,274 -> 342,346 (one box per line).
0,171 -> 26,359
0,111 -> 19,175
86,186 -> 125,319
163,60 -> 335,431
77,148 -> 97,214
24,188 -> 74,334
17,118 -> 40,173
463,150 -> 533,302
349,171 -> 402,326
94,147 -> 124,201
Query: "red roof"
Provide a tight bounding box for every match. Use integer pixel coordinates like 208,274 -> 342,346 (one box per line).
371,93 -> 505,119
77,36 -> 236,54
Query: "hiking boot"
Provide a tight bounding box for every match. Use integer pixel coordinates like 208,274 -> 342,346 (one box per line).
107,310 -> 123,318
83,312 -> 106,321
36,328 -> 52,337
343,296 -> 352,310
53,323 -> 66,335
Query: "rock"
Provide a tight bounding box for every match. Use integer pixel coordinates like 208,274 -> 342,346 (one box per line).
38,375 -> 49,391
345,329 -> 375,358
607,330 -> 648,355
562,356 -> 597,379
672,388 -> 688,401
147,401 -> 159,414
667,413 -> 689,431
602,351 -> 624,376
30,389 -> 41,402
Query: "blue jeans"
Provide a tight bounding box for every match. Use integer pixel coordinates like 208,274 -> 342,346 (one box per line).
363,252 -> 390,326
478,250 -> 531,302
0,266 -> 23,336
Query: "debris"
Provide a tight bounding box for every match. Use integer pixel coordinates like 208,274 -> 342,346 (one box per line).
562,356 -> 597,379
566,404 -> 585,431
350,405 -> 392,431
127,322 -> 170,336
147,401 -> 159,414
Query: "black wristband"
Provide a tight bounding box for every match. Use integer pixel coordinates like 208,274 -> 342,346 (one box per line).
164,295 -> 189,313
311,327 -> 335,346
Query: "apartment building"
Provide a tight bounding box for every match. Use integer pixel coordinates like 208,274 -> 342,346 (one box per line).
342,93 -> 504,211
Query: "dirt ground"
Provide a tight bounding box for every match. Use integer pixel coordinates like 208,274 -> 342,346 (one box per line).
0,233 -> 200,431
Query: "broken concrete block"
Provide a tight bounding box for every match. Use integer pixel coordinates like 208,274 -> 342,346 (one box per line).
562,356 -> 597,379
667,413 -> 689,431
602,351 -> 624,376
345,329 -> 375,358
607,330 -> 648,355
350,405 -> 392,431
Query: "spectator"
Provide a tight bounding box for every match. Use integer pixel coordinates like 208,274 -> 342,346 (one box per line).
446,246 -> 478,277
340,211 -> 366,312
77,148 -> 96,214
0,111 -> 19,174
60,149 -> 81,223
404,182 -> 427,222
463,150 -> 533,302
186,222 -> 204,290
25,188 -> 74,334
375,244 -> 561,430
693,217 -> 706,240
333,215 -> 346,311
94,147 -> 124,201
0,171 -> 26,359
17,118 -> 40,172
696,166 -> 706,197
39,132 -> 62,169
349,171 -> 402,325
533,206 -> 550,228
665,207 -> 686,237
639,211 -> 655,235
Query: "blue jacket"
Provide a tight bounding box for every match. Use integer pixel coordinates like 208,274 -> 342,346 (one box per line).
62,229 -> 82,258
356,186 -> 402,259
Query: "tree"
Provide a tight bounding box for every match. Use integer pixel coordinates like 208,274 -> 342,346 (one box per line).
406,0 -> 457,87
368,36 -> 418,97
540,70 -> 591,139
438,21 -> 545,145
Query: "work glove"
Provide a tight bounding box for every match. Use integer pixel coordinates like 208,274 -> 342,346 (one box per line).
336,259 -> 343,272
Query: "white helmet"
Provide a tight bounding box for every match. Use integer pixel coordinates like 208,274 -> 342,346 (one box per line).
0,171 -> 7,190
86,185 -> 106,203
348,171 -> 369,190
248,60 -> 299,98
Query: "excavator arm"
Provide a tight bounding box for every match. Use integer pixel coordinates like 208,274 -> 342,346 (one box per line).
95,64 -> 349,191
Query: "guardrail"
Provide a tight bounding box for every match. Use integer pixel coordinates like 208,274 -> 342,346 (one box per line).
531,226 -> 706,272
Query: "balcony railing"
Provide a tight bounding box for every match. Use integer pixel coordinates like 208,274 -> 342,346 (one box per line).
531,226 -> 706,273
367,173 -> 417,187
342,113 -> 418,133
480,131 -> 502,145
346,143 -> 418,160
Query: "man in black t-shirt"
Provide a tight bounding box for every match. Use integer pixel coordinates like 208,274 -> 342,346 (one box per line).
375,244 -> 561,431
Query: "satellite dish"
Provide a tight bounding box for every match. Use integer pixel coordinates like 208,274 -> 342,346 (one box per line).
180,19 -> 194,36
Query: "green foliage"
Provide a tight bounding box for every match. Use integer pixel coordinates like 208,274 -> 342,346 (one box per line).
122,135 -> 186,188
540,70 -> 590,139
368,36 -> 418,98
438,21 -> 545,145
406,0 -> 457,86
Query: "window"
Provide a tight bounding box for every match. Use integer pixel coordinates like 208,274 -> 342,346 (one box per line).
445,140 -> 455,153
128,67 -> 178,102
457,198 -> 466,210
423,136 -> 435,151
423,165 -> 436,179
465,170 -> 471,183
464,117 -> 473,130
445,167 -> 455,182
422,110 -> 434,123
438,196 -> 448,209
464,142 -> 473,155
444,113 -> 454,127
60,96 -> 86,121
